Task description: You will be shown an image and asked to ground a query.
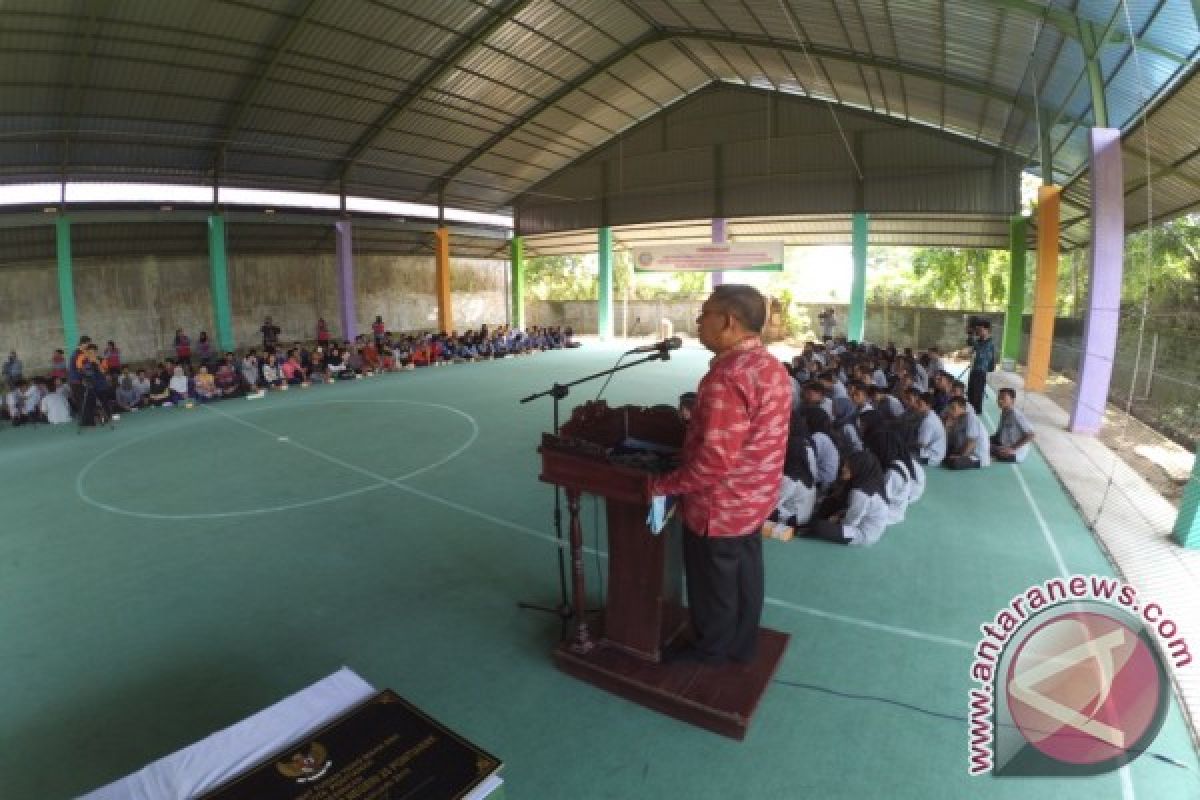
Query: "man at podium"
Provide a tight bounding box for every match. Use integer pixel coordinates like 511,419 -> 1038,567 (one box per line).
650,285 -> 792,666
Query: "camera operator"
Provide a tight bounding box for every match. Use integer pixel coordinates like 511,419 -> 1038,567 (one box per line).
965,318 -> 995,416
80,343 -> 116,426
818,307 -> 837,341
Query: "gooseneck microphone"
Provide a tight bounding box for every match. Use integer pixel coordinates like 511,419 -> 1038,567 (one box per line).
627,336 -> 682,355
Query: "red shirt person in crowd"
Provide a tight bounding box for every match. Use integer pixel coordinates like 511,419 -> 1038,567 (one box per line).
650,284 -> 792,666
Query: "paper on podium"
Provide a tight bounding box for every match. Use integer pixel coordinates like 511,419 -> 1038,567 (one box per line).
647,495 -> 676,535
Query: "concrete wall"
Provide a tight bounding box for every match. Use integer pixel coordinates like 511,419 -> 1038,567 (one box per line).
0,254 -> 508,367
527,298 -> 1001,352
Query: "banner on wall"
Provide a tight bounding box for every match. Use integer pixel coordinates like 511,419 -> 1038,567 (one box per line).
631,242 -> 784,273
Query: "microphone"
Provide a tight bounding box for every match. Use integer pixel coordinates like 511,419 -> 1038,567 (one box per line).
627,336 -> 682,355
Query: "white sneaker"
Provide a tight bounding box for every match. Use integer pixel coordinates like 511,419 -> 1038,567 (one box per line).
111,414 -> 121,421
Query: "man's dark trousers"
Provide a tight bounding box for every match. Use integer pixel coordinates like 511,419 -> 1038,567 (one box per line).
682,526 -> 764,662
968,368 -> 986,416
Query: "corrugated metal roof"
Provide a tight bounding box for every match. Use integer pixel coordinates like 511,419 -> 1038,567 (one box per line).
1054,59 -> 1200,249
0,0 -> 1193,230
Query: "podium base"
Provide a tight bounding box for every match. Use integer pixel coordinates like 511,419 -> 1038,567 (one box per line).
553,627 -> 789,740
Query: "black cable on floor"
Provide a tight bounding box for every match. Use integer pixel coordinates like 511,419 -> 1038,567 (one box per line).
772,677 -> 1195,774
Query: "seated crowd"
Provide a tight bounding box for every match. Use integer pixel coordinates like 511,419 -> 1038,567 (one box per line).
1,318 -> 577,427
693,335 -> 1034,548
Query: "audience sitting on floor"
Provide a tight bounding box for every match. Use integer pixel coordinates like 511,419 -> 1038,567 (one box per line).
759,335 -> 1036,547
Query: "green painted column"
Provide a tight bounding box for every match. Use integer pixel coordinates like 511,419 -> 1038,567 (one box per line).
598,226 -> 613,339
1174,447 -> 1200,548
848,212 -> 868,342
207,214 -> 235,352
55,215 -> 78,352
510,235 -> 525,329
1002,215 -> 1028,367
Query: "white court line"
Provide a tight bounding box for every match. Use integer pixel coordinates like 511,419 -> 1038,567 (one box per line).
764,597 -> 974,649
983,405 -> 1135,799
74,399 -> 477,520
204,403 -> 976,653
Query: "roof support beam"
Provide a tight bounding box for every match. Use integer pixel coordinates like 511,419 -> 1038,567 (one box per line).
214,0 -> 320,169
1079,20 -> 1110,129
425,29 -> 663,198
335,0 -> 534,180
975,0 -> 1187,64
673,31 -> 1090,130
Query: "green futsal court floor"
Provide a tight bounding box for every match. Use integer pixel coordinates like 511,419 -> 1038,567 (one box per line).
1,343 -> 1197,799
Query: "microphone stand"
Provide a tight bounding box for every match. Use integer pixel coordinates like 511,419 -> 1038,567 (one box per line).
517,348 -> 673,640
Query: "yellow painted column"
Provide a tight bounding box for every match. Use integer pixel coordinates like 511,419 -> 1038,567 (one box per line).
435,226 -> 452,333
1026,185 -> 1060,392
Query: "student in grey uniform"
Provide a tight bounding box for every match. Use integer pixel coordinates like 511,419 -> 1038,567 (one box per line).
991,388 -> 1035,463
912,391 -> 947,466
762,417 -> 819,539
801,381 -> 834,419
798,451 -> 890,546
943,397 -> 990,470
866,427 -> 915,525
872,385 -> 905,420
802,406 -> 841,490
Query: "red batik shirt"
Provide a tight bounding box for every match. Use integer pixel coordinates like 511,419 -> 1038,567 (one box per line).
650,336 -> 791,537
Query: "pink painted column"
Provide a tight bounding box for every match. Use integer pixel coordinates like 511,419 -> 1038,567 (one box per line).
1069,128 -> 1123,434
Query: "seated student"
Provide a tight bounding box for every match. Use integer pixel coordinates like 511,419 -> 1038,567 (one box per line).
801,380 -> 834,418
5,380 -> 28,425
361,341 -> 381,374
763,415 -> 820,540
240,351 -> 261,391
391,339 -> 413,369
326,346 -> 349,378
910,390 -> 947,466
261,354 -> 285,389
929,371 -> 952,414
943,397 -> 990,470
40,378 -> 71,424
871,361 -> 889,389
193,365 -> 218,402
410,340 -> 432,367
865,427 -> 916,525
801,406 -> 841,490
280,351 -> 305,385
927,347 -> 945,377
132,368 -> 151,403
215,355 -> 240,397
871,385 -> 905,420
168,365 -> 192,403
115,371 -> 141,411
991,388 -> 1035,463
308,348 -> 329,382
344,347 -> 365,376
797,451 -> 890,546
909,356 -> 929,392
147,366 -> 172,406
819,370 -> 855,427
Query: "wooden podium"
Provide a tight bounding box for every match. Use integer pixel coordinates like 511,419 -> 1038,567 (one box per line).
538,401 -> 789,740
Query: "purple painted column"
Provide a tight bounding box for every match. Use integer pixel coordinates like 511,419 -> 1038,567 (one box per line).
1069,128 -> 1124,434
710,218 -> 728,287
335,219 -> 357,342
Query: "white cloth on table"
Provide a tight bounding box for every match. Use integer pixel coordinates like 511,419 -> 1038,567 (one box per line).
80,668 -> 375,800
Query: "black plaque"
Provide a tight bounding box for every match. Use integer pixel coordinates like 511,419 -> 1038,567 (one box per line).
200,690 -> 501,800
